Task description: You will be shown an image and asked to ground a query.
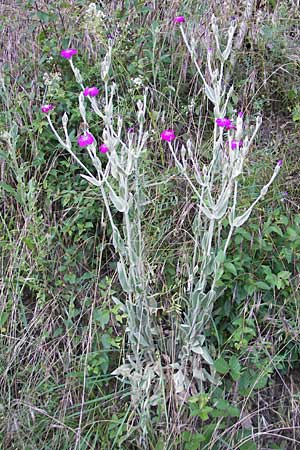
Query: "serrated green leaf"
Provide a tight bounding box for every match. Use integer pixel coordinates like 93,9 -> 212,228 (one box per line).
255,281 -> 271,290
229,355 -> 241,373
224,262 -> 237,276
191,405 -> 213,420
216,250 -> 226,264
0,181 -> 22,203
278,271 -> 291,280
266,225 -> 283,236
214,357 -> 229,374
227,405 -> 240,417
94,309 -> 110,330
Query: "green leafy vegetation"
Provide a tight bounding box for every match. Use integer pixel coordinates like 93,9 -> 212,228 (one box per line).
0,1 -> 299,449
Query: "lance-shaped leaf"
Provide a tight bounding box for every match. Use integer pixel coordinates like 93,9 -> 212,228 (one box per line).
191,345 -> 214,365
205,84 -> 216,104
212,196 -> 230,220
191,291 -> 208,310
80,174 -> 101,187
200,203 -> 215,220
173,369 -> 185,393
112,227 -> 126,255
222,24 -> 236,61
133,332 -> 149,347
78,92 -> 87,124
117,261 -> 131,292
109,188 -> 127,212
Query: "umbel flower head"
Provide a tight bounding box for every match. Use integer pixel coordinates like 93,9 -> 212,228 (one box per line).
60,48 -> 78,59
41,104 -> 54,113
174,16 -> 185,23
161,129 -> 176,142
99,144 -> 109,153
83,87 -> 100,97
77,132 -> 94,147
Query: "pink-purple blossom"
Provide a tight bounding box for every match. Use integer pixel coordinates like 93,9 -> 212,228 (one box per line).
60,48 -> 78,59
161,129 -> 176,142
216,118 -> 232,128
83,87 -> 100,97
226,124 -> 236,130
216,117 -> 236,130
229,139 -> 243,150
174,16 -> 185,23
77,132 -> 94,147
41,104 -> 54,114
99,144 -> 109,153
277,159 -> 283,167
238,111 -> 243,118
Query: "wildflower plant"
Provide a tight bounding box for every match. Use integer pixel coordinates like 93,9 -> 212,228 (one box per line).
44,14 -> 282,445
45,44 -> 160,441
166,16 -> 282,394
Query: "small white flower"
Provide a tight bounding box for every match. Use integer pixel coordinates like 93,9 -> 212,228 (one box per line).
133,77 -> 143,86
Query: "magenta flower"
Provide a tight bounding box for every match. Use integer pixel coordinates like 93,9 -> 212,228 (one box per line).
41,104 -> 54,114
216,118 -> 232,128
99,144 -> 109,153
161,129 -> 176,142
229,139 -> 243,150
216,118 -> 237,130
77,132 -> 94,147
226,123 -> 236,130
277,159 -> 283,167
83,86 -> 100,97
238,111 -> 243,118
60,48 -> 78,59
174,16 -> 185,23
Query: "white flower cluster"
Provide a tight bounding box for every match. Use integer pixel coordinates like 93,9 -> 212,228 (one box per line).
83,2 -> 107,33
85,3 -> 106,19
132,77 -> 143,87
43,72 -> 61,86
43,72 -> 62,96
128,77 -> 144,94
